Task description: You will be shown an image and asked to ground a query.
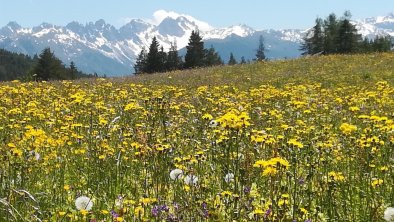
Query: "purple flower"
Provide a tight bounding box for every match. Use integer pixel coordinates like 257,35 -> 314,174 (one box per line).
243,186 -> 251,194
110,210 -> 119,218
151,205 -> 160,217
264,208 -> 272,217
167,214 -> 177,222
160,204 -> 169,212
173,202 -> 180,210
202,202 -> 208,209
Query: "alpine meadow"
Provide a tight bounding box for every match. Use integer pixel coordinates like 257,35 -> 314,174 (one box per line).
1,53 -> 394,221
1,2 -> 394,222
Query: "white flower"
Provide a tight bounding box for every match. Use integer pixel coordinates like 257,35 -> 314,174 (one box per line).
209,120 -> 218,128
224,173 -> 234,183
384,207 -> 394,221
34,152 -> 41,161
170,169 -> 183,180
184,175 -> 198,186
75,196 -> 93,211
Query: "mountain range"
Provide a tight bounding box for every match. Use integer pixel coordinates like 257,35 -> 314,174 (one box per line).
0,10 -> 393,76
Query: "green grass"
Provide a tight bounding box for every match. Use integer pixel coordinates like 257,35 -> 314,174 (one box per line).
0,52 -> 393,222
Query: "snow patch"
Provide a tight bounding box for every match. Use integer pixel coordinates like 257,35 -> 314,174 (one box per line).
205,25 -> 255,39
152,10 -> 213,32
33,28 -> 55,37
95,37 -> 107,46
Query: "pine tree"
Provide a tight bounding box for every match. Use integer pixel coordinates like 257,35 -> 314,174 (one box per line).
158,46 -> 167,72
336,11 -> 362,54
323,13 -> 339,54
360,38 -> 372,53
240,56 -> 246,64
69,61 -> 77,79
255,35 -> 266,61
184,30 -> 205,68
371,36 -> 393,52
32,47 -> 66,81
228,52 -> 237,65
204,46 -> 223,67
301,18 -> 324,55
134,47 -> 147,74
166,41 -> 182,71
145,37 -> 161,73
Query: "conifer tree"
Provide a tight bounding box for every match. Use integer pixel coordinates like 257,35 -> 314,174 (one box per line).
255,35 -> 266,61
69,61 -> 77,79
240,56 -> 246,64
158,46 -> 167,72
145,37 -> 161,73
32,47 -> 66,81
371,36 -> 393,52
184,30 -> 205,68
228,52 -> 237,65
134,47 -> 147,74
323,13 -> 339,54
301,18 -> 324,55
336,11 -> 362,54
166,41 -> 182,71
204,46 -> 223,67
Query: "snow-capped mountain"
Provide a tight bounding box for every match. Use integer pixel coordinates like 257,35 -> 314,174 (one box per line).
353,13 -> 394,38
0,10 -> 393,76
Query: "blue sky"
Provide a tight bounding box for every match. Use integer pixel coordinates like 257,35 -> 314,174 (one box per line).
1,0 -> 393,29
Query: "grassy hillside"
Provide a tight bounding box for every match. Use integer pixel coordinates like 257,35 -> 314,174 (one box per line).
127,52 -> 394,88
0,53 -> 393,221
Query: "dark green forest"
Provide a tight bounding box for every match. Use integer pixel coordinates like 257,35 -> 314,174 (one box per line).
0,48 -> 94,82
300,11 -> 392,55
0,49 -> 38,81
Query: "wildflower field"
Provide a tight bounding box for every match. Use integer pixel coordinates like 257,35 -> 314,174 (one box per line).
0,53 -> 393,221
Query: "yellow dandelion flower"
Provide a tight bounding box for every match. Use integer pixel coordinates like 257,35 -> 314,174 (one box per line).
371,179 -> 383,187
339,123 -> 357,135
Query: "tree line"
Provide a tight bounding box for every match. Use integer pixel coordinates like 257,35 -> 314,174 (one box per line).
134,31 -> 267,74
0,47 -> 95,82
0,49 -> 38,81
301,11 -> 393,55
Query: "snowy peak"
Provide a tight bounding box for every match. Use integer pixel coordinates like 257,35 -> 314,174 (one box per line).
205,24 -> 255,39
6,21 -> 21,30
0,22 -> 22,36
156,17 -> 192,37
364,13 -> 394,24
152,10 -> 213,32
120,19 -> 153,34
354,12 -> 394,37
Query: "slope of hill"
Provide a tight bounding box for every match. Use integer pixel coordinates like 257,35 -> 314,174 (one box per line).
1,52 -> 393,221
126,52 -> 394,89
0,53 -> 394,222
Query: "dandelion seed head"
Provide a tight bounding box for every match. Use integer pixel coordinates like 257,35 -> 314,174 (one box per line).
224,173 -> 234,183
75,196 -> 93,211
184,175 -> 198,186
384,207 -> 394,221
170,169 -> 183,180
